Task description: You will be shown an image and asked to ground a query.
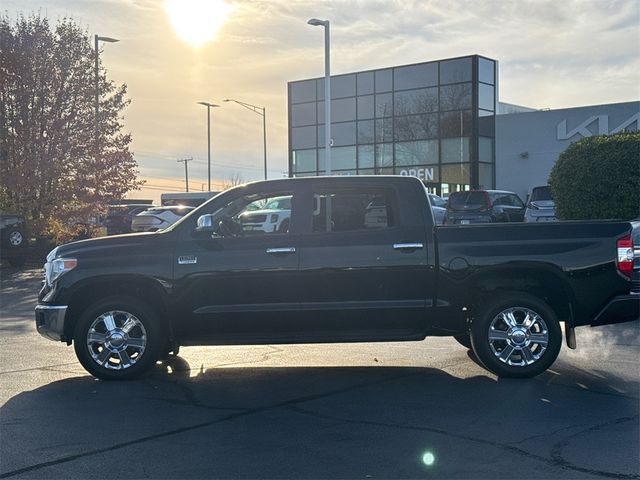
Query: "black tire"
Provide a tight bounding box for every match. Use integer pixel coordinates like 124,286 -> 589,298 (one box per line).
73,297 -> 165,380
470,293 -> 562,378
453,332 -> 472,349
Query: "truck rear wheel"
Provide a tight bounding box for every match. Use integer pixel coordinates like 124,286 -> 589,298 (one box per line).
470,293 -> 561,378
73,297 -> 164,380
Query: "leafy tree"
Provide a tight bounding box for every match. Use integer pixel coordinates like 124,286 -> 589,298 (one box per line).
0,14 -> 143,242
548,131 -> 640,221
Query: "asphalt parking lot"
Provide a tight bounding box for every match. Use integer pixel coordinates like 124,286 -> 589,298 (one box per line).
1,268 -> 638,479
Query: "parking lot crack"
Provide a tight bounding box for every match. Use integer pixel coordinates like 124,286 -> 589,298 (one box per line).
0,370 -> 419,478
285,405 -> 640,480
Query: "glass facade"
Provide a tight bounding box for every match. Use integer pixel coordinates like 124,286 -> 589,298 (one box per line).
288,55 -> 497,195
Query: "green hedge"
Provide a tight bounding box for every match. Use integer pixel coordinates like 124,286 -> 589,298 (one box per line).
548,131 -> 640,220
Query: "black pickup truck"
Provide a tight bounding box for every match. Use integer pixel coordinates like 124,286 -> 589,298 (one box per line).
35,176 -> 638,380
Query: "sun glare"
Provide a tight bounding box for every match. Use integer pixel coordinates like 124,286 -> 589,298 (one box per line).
165,0 -> 232,47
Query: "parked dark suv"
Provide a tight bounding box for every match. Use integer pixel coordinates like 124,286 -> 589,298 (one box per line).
1,214 -> 29,267
444,190 -> 526,224
104,204 -> 154,235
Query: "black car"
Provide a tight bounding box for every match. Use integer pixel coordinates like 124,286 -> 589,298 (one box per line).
1,214 -> 29,267
103,204 -> 155,235
444,189 -> 526,224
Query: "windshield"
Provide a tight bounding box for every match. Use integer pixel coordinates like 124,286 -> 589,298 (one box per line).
530,186 -> 553,202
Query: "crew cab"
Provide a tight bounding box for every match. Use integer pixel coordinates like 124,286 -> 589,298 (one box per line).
35,176 -> 638,380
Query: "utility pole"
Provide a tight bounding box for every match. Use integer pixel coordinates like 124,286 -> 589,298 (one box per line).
177,157 -> 193,192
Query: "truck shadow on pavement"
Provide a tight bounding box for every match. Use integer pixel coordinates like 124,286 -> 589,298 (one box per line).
1,358 -> 638,479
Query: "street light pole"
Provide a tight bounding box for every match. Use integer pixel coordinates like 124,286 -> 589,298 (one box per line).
94,35 -> 119,150
307,18 -> 331,175
197,102 -> 220,191
223,99 -> 267,180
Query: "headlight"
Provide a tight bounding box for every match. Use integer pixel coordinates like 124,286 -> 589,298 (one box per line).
270,214 -> 279,223
44,253 -> 77,287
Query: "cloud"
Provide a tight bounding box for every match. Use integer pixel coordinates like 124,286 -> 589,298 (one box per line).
5,0 -> 640,185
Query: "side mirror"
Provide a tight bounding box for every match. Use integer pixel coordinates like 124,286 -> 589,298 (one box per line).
196,214 -> 215,232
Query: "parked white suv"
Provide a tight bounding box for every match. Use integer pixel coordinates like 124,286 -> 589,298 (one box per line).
131,206 -> 195,232
239,196 -> 291,233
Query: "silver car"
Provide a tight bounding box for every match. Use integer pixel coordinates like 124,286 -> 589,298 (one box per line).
428,193 -> 446,224
524,186 -> 556,222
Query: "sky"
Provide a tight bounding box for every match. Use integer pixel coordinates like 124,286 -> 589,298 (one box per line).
4,0 -> 640,202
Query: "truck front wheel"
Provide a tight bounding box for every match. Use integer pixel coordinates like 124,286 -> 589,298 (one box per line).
470,293 -> 561,378
73,297 -> 164,380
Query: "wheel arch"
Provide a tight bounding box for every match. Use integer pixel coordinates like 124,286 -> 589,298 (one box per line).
465,263 -> 576,329
64,275 -> 172,344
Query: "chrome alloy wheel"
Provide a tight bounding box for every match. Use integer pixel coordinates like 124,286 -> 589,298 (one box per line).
86,310 -> 147,370
488,307 -> 549,367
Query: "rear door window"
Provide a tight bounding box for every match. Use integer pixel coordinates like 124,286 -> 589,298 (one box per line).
312,188 -> 398,233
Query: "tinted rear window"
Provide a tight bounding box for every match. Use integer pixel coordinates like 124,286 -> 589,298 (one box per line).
530,186 -> 553,201
448,191 -> 488,210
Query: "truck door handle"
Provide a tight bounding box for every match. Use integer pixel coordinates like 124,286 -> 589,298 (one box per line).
393,243 -> 424,250
266,247 -> 296,254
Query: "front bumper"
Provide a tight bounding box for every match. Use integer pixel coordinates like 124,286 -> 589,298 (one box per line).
591,295 -> 639,327
35,304 -> 68,341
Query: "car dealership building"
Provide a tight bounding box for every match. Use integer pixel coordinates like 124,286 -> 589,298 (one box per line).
287,54 -> 639,199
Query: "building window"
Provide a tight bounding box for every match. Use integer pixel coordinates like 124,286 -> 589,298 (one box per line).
441,137 -> 470,163
375,143 -> 393,168
291,102 -> 316,127
357,120 -> 375,144
479,137 -> 493,163
439,83 -> 472,111
291,126 -> 317,150
375,118 -> 393,144
479,83 -> 495,111
358,145 -> 375,169
441,163 -> 471,185
318,122 -> 356,147
478,57 -> 495,85
375,69 -> 392,93
439,57 -> 472,84
290,79 -> 316,104
292,149 -> 316,173
318,146 -> 356,172
357,71 -> 374,95
393,62 -> 438,90
375,93 -> 393,117
395,140 -> 439,166
394,87 -> 438,115
440,111 -> 472,138
394,113 -> 438,141
478,163 -> 494,189
357,95 -> 375,119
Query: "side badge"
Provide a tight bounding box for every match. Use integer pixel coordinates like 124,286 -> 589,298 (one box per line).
178,255 -> 197,265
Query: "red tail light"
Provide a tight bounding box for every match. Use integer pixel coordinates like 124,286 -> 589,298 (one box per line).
617,234 -> 634,278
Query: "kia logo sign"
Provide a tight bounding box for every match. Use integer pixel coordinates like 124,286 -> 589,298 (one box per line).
557,113 -> 638,140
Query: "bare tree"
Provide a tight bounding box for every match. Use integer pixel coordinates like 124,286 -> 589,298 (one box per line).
221,172 -> 244,190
